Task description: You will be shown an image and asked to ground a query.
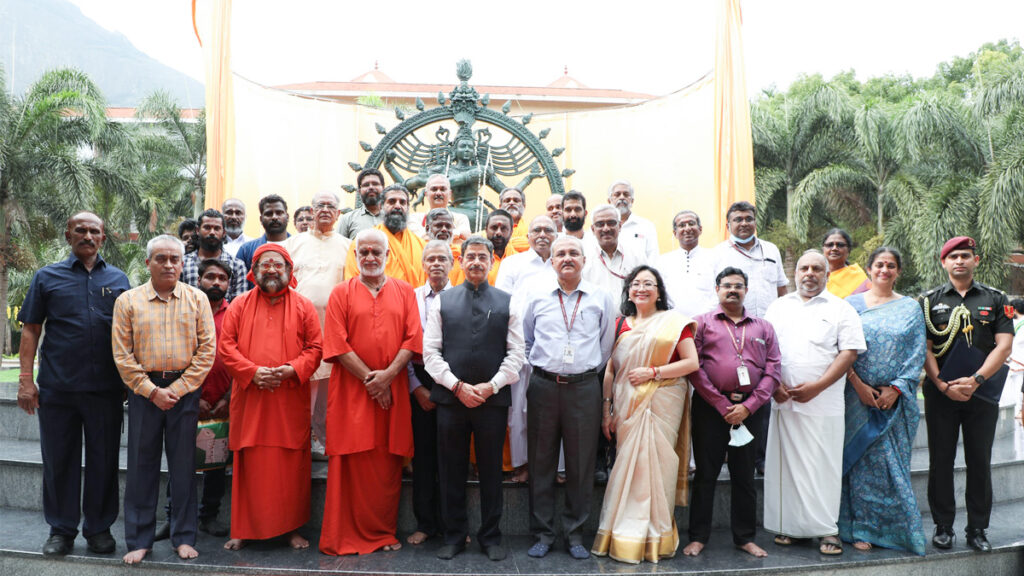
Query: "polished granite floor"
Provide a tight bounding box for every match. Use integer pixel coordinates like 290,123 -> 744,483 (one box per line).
2,503 -> 1023,575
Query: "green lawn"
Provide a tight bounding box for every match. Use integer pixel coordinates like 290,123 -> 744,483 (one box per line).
0,368 -> 32,383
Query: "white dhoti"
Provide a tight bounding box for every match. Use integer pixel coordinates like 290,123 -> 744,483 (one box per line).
763,402 -> 843,538
508,364 -> 530,468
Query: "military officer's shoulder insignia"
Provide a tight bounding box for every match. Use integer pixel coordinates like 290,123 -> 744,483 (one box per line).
1005,305 -> 1016,319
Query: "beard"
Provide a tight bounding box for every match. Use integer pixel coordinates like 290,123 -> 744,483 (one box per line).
384,210 -> 407,234
489,234 -> 509,254
199,234 -> 223,252
563,216 -> 584,232
264,220 -> 287,235
362,192 -> 380,208
224,225 -> 243,238
256,272 -> 288,294
200,285 -> 225,303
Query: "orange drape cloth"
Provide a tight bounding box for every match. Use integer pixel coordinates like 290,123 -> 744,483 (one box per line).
320,277 -> 422,554
344,225 -> 427,287
508,220 -> 530,254
825,263 -> 871,299
219,287 -> 323,540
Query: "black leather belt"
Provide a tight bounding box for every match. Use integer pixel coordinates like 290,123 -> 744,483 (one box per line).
147,370 -> 184,386
533,367 -> 598,384
728,391 -> 750,403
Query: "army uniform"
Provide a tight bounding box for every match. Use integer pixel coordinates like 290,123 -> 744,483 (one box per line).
919,280 -> 1013,536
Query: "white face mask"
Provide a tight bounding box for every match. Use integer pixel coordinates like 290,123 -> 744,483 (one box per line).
728,424 -> 754,447
730,232 -> 754,244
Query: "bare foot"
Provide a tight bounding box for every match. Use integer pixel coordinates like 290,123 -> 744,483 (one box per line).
511,466 -> 529,483
287,532 -> 309,549
224,539 -> 246,550
177,544 -> 199,559
682,541 -> 704,556
738,542 -> 768,557
123,548 -> 149,564
853,541 -> 872,551
380,542 -> 402,552
406,531 -> 430,545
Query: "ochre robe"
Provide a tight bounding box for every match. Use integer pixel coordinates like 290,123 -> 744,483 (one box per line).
319,277 -> 422,555
344,224 -> 426,287
220,287 -> 323,540
508,220 -> 530,254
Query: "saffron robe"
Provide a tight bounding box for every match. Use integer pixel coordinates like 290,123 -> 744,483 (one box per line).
344,224 -> 426,287
508,220 -> 530,254
319,277 -> 422,554
220,287 -> 323,540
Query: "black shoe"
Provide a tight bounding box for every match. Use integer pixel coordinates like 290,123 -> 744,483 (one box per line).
154,522 -> 170,542
436,544 -> 465,560
594,468 -> 609,485
85,530 -> 116,554
483,544 -> 507,561
932,525 -> 954,549
199,518 -> 229,537
966,528 -> 991,552
42,534 -> 73,556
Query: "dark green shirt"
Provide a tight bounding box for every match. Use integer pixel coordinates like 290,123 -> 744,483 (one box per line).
919,280 -> 1013,368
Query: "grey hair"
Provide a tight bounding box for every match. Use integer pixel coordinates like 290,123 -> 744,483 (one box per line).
672,210 -> 701,228
423,239 -> 453,261
798,249 -> 830,273
551,235 -> 585,253
460,235 -> 494,258
590,204 -> 619,220
425,208 -> 452,228
146,234 -> 185,259
425,174 -> 451,189
607,179 -> 634,198
312,190 -> 341,205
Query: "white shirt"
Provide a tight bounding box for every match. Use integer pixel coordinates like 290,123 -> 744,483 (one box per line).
764,290 -> 866,417
712,237 -> 788,318
619,212 -> 660,262
495,248 -> 556,313
656,245 -> 717,319
582,241 -> 645,301
423,285 -> 526,391
407,281 -> 451,392
223,233 -> 251,257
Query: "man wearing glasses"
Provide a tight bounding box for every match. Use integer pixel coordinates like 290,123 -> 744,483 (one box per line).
285,191 -> 352,459
712,201 -> 788,319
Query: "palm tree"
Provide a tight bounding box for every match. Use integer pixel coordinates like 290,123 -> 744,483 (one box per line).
0,67 -> 109,353
134,91 -> 206,222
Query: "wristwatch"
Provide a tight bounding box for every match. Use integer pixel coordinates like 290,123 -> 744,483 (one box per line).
973,373 -> 985,385
490,381 -> 499,395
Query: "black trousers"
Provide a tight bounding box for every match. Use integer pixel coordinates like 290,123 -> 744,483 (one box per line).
687,393 -> 759,545
37,389 -> 122,539
923,383 -> 999,529
526,370 -> 601,547
437,402 -> 508,547
410,365 -> 442,536
124,390 -> 199,550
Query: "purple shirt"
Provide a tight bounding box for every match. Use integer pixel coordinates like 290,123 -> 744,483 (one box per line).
691,305 -> 781,416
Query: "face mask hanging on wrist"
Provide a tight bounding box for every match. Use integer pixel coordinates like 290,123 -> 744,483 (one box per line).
728,424 -> 754,447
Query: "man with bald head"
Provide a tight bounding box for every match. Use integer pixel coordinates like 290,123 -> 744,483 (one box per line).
762,250 -> 865,554
221,198 -> 251,257
411,175 -> 472,242
345,184 -> 426,287
18,212 -> 131,557
285,190 -> 352,459
321,229 -> 422,555
522,235 -> 617,559
545,194 -> 564,233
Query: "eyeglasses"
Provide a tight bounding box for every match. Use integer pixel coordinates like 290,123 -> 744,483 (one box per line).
257,261 -> 286,271
592,220 -> 619,229
629,281 -> 658,290
718,283 -> 746,290
313,202 -> 338,211
729,216 -> 755,224
823,242 -> 848,249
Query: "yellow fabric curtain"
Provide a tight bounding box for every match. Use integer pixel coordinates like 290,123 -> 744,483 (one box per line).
202,0 -> 236,211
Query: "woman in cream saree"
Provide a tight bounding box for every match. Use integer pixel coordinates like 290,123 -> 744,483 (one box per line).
592,265 -> 699,564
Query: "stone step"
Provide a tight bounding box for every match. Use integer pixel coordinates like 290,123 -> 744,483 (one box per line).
1,501 -> 1022,576
2,428 -> 1023,536
1,397 -> 1017,451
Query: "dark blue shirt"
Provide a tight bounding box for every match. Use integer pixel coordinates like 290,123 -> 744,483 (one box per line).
235,233 -> 290,289
18,255 -> 131,393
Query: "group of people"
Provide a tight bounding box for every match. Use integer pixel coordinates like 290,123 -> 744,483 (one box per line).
15,170 -> 1019,567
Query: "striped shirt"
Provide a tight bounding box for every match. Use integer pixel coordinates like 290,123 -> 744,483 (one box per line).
112,280 -> 216,399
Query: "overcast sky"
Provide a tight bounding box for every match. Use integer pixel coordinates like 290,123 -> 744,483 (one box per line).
70,0 -> 1023,97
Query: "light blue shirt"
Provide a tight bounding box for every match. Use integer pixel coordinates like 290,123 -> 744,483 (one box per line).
523,279 -> 617,374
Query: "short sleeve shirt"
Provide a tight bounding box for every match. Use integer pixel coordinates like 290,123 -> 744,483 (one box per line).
18,255 -> 131,393
919,281 -> 1013,369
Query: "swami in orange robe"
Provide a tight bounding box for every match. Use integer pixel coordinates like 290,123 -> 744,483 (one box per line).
344,224 -> 426,287
320,276 -> 422,555
220,244 -> 324,543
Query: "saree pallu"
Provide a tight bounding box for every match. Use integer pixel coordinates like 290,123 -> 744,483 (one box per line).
827,263 -> 870,299
592,311 -> 695,564
839,295 -> 926,555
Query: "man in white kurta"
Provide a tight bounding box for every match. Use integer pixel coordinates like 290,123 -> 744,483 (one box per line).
581,205 -> 646,299
495,215 -> 557,473
283,191 -> 351,457
762,251 -> 865,548
655,210 -> 717,318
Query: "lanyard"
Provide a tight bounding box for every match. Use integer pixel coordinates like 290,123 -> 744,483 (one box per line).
729,240 -> 769,263
720,318 -> 746,364
558,290 -> 583,334
598,251 -> 627,280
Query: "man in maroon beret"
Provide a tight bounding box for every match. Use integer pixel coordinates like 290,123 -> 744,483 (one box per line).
919,236 -> 1012,552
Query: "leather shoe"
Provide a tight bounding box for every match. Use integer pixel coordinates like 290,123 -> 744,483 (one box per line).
932,525 -> 954,549
154,522 -> 170,541
966,528 -> 992,552
527,541 -> 550,558
594,468 -> 609,485
567,543 -> 590,560
199,518 -> 229,537
483,544 -> 507,561
85,530 -> 116,554
42,534 -> 72,556
436,544 -> 465,560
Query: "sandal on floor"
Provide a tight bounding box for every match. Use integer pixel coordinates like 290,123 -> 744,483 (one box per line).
819,536 -> 843,555
853,541 -> 872,551
773,535 -> 793,546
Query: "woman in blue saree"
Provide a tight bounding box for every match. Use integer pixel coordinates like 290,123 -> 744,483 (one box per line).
839,247 -> 927,555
